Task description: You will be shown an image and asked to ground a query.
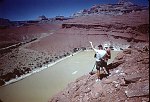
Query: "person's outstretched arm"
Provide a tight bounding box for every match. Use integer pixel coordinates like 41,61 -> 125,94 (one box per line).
89,41 -> 96,52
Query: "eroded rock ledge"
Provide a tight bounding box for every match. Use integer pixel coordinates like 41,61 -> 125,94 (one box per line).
49,43 -> 149,102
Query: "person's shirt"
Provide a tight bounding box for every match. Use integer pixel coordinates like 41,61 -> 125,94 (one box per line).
93,48 -> 107,61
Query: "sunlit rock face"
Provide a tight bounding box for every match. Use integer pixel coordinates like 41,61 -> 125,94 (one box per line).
49,43 -> 149,102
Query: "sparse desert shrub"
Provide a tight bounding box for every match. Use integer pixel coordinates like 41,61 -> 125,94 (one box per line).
13,68 -> 24,77
73,48 -> 79,52
49,59 -> 52,62
0,79 -> 5,86
66,52 -> 70,55
1,72 -> 16,81
81,47 -> 86,51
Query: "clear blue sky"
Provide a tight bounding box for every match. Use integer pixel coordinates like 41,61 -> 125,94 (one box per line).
0,0 -> 149,21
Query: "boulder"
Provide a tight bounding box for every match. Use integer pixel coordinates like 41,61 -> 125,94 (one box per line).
123,66 -> 138,74
136,54 -> 149,63
115,53 -> 125,60
128,45 -> 132,48
124,73 -> 142,84
125,81 -> 149,98
123,49 -> 131,54
102,75 -> 118,84
142,58 -> 149,64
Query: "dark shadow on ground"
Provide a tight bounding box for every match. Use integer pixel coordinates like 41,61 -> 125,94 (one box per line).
100,73 -> 109,80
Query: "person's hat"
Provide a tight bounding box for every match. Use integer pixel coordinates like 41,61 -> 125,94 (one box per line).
98,44 -> 103,48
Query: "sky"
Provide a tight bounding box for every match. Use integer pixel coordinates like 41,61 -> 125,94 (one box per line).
0,0 -> 149,21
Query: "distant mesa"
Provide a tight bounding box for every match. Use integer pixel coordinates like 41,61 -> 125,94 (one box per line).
55,16 -> 72,21
38,15 -> 48,21
0,15 -> 72,29
72,0 -> 148,17
0,18 -> 11,29
37,15 -> 72,22
0,18 -> 10,25
117,0 -> 133,5
55,16 -> 66,20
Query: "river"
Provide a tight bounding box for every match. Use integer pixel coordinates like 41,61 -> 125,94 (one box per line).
0,50 -> 120,102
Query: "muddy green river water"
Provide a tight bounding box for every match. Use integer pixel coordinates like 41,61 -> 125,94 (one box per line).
0,50 -> 119,102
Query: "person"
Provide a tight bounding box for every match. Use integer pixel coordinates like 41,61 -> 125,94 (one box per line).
103,44 -> 111,64
89,41 -> 108,82
103,44 -> 111,75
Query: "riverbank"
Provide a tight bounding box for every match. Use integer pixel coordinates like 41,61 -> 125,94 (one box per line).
0,48 -> 83,87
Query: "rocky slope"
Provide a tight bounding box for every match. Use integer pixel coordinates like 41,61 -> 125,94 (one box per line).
49,43 -> 149,102
0,23 -> 61,48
